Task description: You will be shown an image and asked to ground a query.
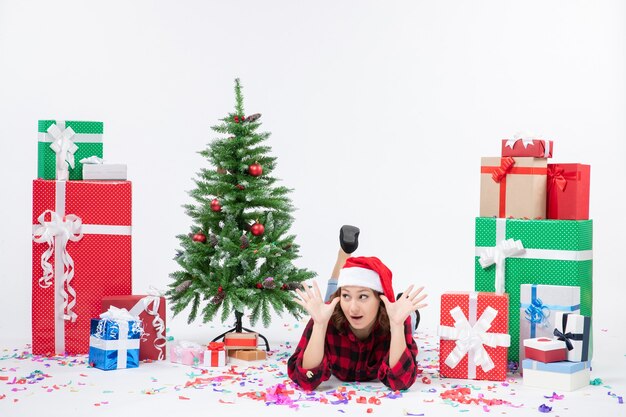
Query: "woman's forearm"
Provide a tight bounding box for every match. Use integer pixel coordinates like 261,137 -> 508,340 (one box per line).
388,323 -> 407,368
302,322 -> 328,369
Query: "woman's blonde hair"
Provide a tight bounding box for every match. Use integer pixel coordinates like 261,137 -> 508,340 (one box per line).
329,288 -> 390,334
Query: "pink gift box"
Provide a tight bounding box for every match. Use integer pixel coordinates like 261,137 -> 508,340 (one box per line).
170,341 -> 204,366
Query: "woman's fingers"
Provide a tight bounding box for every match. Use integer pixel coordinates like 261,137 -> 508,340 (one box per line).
295,288 -> 309,302
403,285 -> 415,299
412,293 -> 428,305
408,286 -> 424,301
312,280 -> 322,299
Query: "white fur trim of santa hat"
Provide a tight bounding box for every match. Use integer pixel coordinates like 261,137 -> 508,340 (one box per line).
337,266 -> 383,293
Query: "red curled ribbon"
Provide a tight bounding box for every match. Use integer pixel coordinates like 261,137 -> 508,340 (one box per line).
208,341 -> 225,351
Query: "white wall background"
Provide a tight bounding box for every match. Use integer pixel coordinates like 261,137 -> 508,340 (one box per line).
1,1 -> 624,345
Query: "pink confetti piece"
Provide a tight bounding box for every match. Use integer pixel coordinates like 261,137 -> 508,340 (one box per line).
178,396 -> 190,400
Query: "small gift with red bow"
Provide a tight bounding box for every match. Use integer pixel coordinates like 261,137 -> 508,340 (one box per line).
547,163 -> 591,220
204,342 -> 227,367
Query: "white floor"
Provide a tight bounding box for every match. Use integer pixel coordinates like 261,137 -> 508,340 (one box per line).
1,316 -> 624,417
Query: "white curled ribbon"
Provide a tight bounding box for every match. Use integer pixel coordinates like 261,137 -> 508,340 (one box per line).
129,287 -> 167,360
504,132 -> 539,149
32,210 -> 83,321
47,124 -> 78,180
478,238 -> 525,294
439,306 -> 511,372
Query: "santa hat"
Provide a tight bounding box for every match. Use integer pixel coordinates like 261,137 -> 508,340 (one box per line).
337,256 -> 394,302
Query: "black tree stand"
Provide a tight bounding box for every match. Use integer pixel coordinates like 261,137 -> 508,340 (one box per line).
211,311 -> 270,351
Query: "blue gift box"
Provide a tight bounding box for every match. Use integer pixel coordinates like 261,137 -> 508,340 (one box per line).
522,359 -> 591,374
88,318 -> 142,370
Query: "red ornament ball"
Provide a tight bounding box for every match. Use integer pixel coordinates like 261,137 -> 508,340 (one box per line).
192,232 -> 207,243
218,286 -> 223,293
250,222 -> 265,236
248,162 -> 263,177
236,184 -> 245,190
210,198 -> 221,212
256,283 -> 263,289
281,284 -> 287,290
234,115 -> 240,123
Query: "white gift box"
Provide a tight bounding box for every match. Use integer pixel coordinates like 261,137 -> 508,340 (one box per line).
522,359 -> 591,391
83,163 -> 127,180
203,349 -> 227,367
554,312 -> 591,362
519,284 -> 580,363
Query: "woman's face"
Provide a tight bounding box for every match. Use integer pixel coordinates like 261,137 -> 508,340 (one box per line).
339,286 -> 380,334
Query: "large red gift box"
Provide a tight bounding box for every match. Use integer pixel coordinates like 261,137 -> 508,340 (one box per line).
501,138 -> 553,158
32,179 -> 132,355
547,163 -> 590,220
102,295 -> 166,360
439,292 -> 510,381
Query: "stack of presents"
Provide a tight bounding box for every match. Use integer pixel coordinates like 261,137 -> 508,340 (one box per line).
31,119 -> 264,371
439,135 -> 592,391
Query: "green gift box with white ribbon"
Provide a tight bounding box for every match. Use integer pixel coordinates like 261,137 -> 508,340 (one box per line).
37,120 -> 104,180
474,217 -> 592,362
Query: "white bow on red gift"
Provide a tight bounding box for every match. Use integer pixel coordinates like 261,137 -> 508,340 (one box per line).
32,210 -> 83,322
439,306 -> 511,373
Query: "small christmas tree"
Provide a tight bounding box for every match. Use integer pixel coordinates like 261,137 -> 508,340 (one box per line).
168,79 -> 315,328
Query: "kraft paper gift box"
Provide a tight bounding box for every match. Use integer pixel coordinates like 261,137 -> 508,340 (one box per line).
474,217 -> 592,361
37,120 -> 104,180
547,163 -> 591,220
32,179 -> 132,355
553,312 -> 591,362
519,284 -> 580,363
83,163 -> 128,180
501,138 -> 553,158
227,349 -> 267,361
102,295 -> 167,361
523,337 -> 568,363
88,308 -> 142,371
203,342 -> 227,367
224,332 -> 258,350
522,359 -> 591,391
439,292 -> 510,381
480,156 -> 548,219
170,341 -> 204,366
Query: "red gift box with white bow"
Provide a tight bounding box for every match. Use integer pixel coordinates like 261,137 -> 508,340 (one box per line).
32,179 -> 132,355
501,137 -> 553,158
102,295 -> 166,360
439,292 -> 510,381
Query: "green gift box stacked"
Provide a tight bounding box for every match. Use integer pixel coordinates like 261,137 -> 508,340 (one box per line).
474,217 -> 592,362
37,120 -> 103,180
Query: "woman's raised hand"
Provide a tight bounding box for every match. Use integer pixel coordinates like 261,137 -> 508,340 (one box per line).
380,285 -> 428,327
294,280 -> 340,325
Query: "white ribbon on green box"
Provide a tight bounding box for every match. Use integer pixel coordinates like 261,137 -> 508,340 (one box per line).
32,181 -> 132,354
37,120 -> 103,180
476,218 -> 593,292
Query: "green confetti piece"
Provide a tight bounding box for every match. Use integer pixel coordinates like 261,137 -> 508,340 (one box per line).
590,378 -> 603,386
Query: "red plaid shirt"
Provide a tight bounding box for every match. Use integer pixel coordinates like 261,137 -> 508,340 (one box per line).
288,318 -> 419,391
